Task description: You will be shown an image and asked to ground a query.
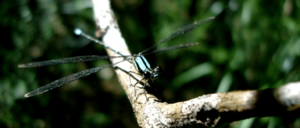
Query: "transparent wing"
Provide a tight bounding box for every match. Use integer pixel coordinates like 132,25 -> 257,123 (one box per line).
18,55 -> 124,68
24,60 -> 125,97
142,43 -> 198,56
140,17 -> 214,54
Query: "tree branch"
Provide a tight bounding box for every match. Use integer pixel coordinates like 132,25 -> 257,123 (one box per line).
91,0 -> 300,127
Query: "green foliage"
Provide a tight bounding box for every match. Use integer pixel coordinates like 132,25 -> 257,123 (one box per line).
1,0 -> 299,127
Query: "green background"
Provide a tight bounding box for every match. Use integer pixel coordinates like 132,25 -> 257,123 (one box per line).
1,0 -> 300,127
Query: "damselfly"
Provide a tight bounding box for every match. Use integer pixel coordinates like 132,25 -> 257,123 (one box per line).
19,17 -> 215,97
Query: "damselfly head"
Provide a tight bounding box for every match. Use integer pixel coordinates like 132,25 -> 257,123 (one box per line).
152,66 -> 162,79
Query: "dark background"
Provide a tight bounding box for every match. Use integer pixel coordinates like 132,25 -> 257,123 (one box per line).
1,0 -> 300,128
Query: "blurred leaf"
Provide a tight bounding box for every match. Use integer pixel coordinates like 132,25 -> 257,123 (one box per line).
172,62 -> 214,89
216,72 -> 233,93
237,118 -> 255,128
